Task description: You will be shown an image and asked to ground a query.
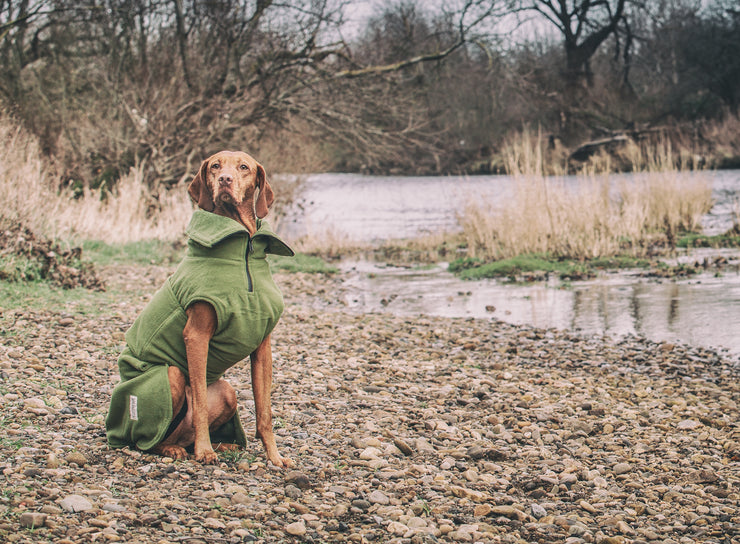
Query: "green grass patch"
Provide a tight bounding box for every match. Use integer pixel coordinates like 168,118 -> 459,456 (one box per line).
0,239 -> 173,317
0,279 -> 118,313
588,256 -> 653,269
677,232 -> 740,248
268,253 -> 337,274
219,449 -> 256,464
449,253 -> 654,281
0,279 -> 131,351
0,254 -> 46,282
81,239 -> 185,266
455,255 -> 584,280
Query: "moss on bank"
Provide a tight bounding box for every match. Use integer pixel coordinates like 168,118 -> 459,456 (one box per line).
448,253 -> 655,281
268,253 -> 338,274
448,252 -> 737,282
677,231 -> 740,248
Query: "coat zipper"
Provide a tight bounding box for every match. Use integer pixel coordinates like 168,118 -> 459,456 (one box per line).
245,237 -> 253,292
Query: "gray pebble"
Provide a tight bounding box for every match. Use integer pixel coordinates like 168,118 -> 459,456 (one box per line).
531,503 -> 547,519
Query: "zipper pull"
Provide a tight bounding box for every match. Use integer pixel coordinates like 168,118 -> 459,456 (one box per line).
246,237 -> 254,292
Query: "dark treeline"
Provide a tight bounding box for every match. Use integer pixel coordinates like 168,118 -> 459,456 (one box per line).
1,0 -> 739,189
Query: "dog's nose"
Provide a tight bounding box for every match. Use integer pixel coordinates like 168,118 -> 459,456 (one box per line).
218,174 -> 233,187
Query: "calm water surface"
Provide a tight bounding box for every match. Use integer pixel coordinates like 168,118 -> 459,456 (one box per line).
340,258 -> 740,359
282,170 -> 740,358
284,170 -> 740,240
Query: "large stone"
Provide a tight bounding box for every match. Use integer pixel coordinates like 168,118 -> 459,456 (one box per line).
359,446 -> 382,460
449,485 -> 489,502
285,521 -> 307,536
531,504 -> 547,519
613,462 -> 632,475
489,505 -> 527,521
19,512 -> 47,529
387,521 -> 409,535
59,495 -> 93,513
65,451 -> 88,466
368,490 -> 390,505
285,471 -> 312,489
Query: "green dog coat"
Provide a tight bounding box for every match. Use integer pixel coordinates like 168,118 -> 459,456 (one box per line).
105,210 -> 294,451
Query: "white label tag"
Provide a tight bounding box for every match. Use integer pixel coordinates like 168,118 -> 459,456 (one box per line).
129,395 -> 138,421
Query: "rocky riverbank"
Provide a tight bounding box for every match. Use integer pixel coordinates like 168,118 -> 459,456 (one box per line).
0,266 -> 738,543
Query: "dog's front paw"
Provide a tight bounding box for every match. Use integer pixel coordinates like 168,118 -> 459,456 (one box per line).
152,444 -> 188,460
268,452 -> 294,469
194,446 -> 219,464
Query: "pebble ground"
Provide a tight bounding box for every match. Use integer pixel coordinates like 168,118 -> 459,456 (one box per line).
0,265 -> 738,544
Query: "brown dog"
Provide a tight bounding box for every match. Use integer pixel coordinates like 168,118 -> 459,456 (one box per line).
106,151 -> 293,467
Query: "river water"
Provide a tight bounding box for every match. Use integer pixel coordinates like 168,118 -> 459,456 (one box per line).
282,170 -> 740,358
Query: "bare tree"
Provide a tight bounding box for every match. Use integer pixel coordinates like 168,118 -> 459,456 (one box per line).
0,0 -> 49,101
289,0 -> 519,172
0,0 -> 516,182
20,0 -> 737,177
522,0 -> 626,86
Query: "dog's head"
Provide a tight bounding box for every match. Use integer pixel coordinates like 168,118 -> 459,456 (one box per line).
188,151 -> 274,220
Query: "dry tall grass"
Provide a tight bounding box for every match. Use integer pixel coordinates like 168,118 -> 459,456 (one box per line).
292,226 -> 369,259
0,117 -> 60,236
459,131 -> 714,261
699,113 -> 740,168
56,169 -> 194,243
0,114 -> 191,243
0,114 -> 300,245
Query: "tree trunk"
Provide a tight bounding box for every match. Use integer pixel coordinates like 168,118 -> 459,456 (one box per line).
173,0 -> 194,91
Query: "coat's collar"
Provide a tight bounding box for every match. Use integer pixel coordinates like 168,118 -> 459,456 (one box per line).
185,209 -> 294,256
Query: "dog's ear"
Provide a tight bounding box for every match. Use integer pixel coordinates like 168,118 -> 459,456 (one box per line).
255,163 -> 274,218
188,158 -> 215,212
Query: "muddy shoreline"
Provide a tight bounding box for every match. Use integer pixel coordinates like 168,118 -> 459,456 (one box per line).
0,267 -> 738,543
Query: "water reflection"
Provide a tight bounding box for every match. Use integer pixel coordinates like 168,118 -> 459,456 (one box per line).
341,261 -> 740,359
283,170 -> 740,359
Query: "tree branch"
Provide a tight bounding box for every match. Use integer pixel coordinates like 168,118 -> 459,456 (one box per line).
331,39 -> 466,79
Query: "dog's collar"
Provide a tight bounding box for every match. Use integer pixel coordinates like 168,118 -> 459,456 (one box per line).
185,210 -> 294,256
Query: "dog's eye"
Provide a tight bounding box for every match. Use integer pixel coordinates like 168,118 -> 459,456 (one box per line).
240,164 -> 249,171
211,163 -> 220,170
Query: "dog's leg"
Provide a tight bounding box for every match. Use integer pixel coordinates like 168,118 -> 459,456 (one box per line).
150,366 -> 189,459
151,379 -> 237,459
251,336 -> 293,468
183,302 -> 219,464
